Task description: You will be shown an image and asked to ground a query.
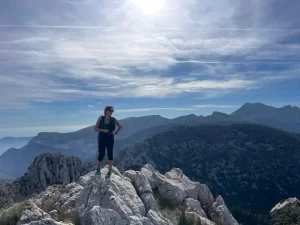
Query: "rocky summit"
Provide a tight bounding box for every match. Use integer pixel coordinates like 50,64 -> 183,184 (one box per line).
0,157 -> 239,225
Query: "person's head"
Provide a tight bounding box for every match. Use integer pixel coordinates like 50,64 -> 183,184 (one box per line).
104,105 -> 114,117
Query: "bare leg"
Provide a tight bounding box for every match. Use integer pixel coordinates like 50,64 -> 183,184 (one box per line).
97,160 -> 101,169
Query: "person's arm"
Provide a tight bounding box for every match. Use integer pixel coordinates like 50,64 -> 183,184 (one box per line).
114,119 -> 123,135
94,117 -> 109,133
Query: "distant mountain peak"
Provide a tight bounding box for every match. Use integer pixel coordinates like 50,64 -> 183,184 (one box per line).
240,102 -> 272,109
232,102 -> 300,133
211,111 -> 228,116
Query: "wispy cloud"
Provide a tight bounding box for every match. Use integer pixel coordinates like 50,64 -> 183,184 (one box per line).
0,125 -> 90,135
0,0 -> 299,111
117,107 -> 195,112
117,105 -> 240,112
192,104 -> 238,108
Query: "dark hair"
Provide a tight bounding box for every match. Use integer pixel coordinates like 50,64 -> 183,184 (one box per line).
104,105 -> 114,115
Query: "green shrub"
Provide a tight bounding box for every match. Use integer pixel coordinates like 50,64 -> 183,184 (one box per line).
178,211 -> 194,225
56,210 -> 81,225
271,209 -> 300,225
0,202 -> 26,225
153,189 -> 176,210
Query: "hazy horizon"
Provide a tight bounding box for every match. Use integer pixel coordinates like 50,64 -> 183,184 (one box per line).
1,102 -> 299,137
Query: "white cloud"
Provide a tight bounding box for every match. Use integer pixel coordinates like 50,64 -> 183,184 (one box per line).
0,0 -> 299,110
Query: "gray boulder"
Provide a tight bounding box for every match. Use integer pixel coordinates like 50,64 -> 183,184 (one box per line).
184,198 -> 207,218
147,210 -> 173,225
77,167 -> 147,225
211,196 -> 239,225
17,200 -> 51,225
143,165 -> 214,209
124,170 -> 158,213
184,211 -> 216,225
270,197 -> 300,225
17,200 -> 71,225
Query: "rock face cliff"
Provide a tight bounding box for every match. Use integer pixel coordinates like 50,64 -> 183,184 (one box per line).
0,154 -> 239,225
0,152 -> 92,209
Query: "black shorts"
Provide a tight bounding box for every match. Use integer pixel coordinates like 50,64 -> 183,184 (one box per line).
98,133 -> 114,161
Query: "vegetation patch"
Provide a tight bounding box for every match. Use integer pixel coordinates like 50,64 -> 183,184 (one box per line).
0,201 -> 26,225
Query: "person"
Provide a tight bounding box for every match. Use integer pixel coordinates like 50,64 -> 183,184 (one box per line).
94,105 -> 123,178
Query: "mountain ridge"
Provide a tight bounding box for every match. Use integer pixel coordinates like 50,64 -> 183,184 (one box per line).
231,103 -> 300,133
1,102 -> 300,179
117,123 -> 300,225
0,112 -> 248,178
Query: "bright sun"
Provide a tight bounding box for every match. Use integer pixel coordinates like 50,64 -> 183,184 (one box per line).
132,0 -> 165,14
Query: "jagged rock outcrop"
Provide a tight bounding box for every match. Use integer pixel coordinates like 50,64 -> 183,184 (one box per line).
0,152 -> 92,210
211,196 -> 239,225
18,153 -> 83,194
270,197 -> 300,225
2,163 -> 239,225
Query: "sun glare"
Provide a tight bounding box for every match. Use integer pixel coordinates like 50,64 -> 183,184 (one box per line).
132,0 -> 165,14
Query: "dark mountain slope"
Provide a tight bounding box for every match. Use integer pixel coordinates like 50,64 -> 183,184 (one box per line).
0,113 -> 245,178
118,124 -> 300,225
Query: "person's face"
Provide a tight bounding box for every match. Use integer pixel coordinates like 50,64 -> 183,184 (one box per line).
107,107 -> 114,115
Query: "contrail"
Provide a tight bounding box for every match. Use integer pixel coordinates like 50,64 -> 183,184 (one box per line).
0,24 -> 300,31
0,25 -> 116,29
177,60 -> 300,64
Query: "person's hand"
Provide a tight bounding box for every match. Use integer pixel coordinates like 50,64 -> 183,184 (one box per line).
112,131 -> 117,136
103,129 -> 109,133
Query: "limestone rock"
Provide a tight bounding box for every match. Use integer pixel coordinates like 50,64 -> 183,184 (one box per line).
270,197 -> 300,225
184,198 -> 207,218
197,183 -> 215,214
141,193 -> 159,213
145,166 -> 213,209
123,170 -> 153,195
81,206 -> 124,225
147,210 -> 173,225
34,182 -> 83,217
48,210 -> 59,221
1,162 -> 239,225
77,167 -> 146,225
17,200 -> 51,225
140,164 -> 160,189
124,170 -> 157,213
211,196 -> 239,225
17,153 -> 84,196
184,211 -> 216,225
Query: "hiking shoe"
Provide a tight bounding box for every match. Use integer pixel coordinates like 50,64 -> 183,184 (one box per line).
105,170 -> 112,179
95,168 -> 101,175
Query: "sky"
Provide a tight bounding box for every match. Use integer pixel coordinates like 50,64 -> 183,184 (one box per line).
0,0 -> 300,137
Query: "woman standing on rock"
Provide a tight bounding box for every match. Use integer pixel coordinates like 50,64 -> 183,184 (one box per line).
94,105 -> 123,178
